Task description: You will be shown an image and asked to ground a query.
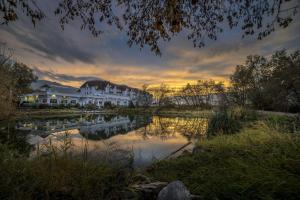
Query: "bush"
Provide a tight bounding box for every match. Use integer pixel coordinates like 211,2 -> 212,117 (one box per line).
37,104 -> 50,109
263,114 -> 300,133
85,103 -> 98,110
58,103 -> 66,109
128,101 -> 135,108
207,110 -> 242,136
104,101 -> 115,109
74,103 -> 81,108
207,106 -> 259,136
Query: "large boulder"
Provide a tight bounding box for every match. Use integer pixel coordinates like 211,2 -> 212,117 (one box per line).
157,181 -> 191,200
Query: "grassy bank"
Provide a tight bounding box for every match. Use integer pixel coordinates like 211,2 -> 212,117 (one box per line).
147,122 -> 300,199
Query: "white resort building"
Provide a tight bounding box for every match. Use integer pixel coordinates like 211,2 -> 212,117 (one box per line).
21,80 -> 149,107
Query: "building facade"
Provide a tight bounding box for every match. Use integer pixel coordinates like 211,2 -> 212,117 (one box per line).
21,80 -> 149,107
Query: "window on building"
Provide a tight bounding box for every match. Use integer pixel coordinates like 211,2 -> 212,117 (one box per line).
71,100 -> 76,104
50,99 -> 57,104
61,100 -> 68,104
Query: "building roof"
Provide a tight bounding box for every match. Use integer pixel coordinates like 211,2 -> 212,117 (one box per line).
44,85 -> 80,94
31,80 -> 80,95
80,80 -> 140,92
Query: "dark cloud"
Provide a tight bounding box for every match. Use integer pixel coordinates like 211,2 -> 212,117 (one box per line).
34,67 -> 101,83
3,20 -> 97,64
188,61 -> 233,76
0,1 -> 299,87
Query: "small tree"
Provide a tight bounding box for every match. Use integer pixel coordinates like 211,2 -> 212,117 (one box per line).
128,101 -> 135,108
104,101 -> 115,109
136,84 -> 153,107
149,83 -> 171,108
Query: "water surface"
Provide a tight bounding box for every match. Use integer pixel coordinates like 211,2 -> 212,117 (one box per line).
5,114 -> 208,167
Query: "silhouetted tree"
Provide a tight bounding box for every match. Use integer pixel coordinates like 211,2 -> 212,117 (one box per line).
229,49 -> 300,112
0,43 -> 37,118
1,0 -> 298,55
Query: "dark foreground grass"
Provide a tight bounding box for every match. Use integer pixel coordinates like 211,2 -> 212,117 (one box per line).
0,145 -> 136,200
147,122 -> 300,199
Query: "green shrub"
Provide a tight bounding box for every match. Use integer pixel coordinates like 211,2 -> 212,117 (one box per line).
58,103 -> 66,109
207,106 -> 258,136
74,103 -> 81,108
37,104 -> 50,109
104,101 -> 116,109
207,110 -> 242,136
263,114 -> 300,133
128,101 -> 135,108
85,103 -> 98,110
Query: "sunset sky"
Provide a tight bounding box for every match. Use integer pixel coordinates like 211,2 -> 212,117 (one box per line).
1,1 -> 299,89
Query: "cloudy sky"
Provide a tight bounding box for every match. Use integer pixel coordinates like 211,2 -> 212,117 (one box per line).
1,1 -> 300,88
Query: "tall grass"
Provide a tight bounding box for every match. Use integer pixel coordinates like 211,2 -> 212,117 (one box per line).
207,110 -> 242,136
0,133 -> 136,199
263,114 -> 300,133
148,122 -> 300,199
207,106 -> 257,136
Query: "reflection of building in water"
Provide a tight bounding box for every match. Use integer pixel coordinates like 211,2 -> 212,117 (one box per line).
137,116 -> 208,141
15,115 -> 152,140
80,115 -> 152,140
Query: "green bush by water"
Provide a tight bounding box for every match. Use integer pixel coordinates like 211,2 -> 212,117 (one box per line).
207,107 -> 258,136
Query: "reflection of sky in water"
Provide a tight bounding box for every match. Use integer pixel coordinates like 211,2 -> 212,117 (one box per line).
20,115 -> 208,167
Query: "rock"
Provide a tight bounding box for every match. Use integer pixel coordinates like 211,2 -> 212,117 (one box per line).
157,181 -> 191,200
132,181 -> 168,200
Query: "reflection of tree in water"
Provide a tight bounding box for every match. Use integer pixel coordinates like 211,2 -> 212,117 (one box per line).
103,114 -> 116,122
0,122 -> 33,155
137,116 -> 208,141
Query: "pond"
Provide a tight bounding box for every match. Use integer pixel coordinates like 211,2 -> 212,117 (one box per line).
0,114 -> 208,167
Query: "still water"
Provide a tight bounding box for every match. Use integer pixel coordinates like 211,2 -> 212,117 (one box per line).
5,114 -> 208,167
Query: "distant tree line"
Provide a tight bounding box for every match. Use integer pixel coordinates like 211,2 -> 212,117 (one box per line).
148,49 -> 299,113
148,81 -> 228,109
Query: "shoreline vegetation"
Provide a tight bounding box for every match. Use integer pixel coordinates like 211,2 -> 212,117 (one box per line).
11,107 -> 214,120
1,108 -> 299,199
9,107 -> 298,122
